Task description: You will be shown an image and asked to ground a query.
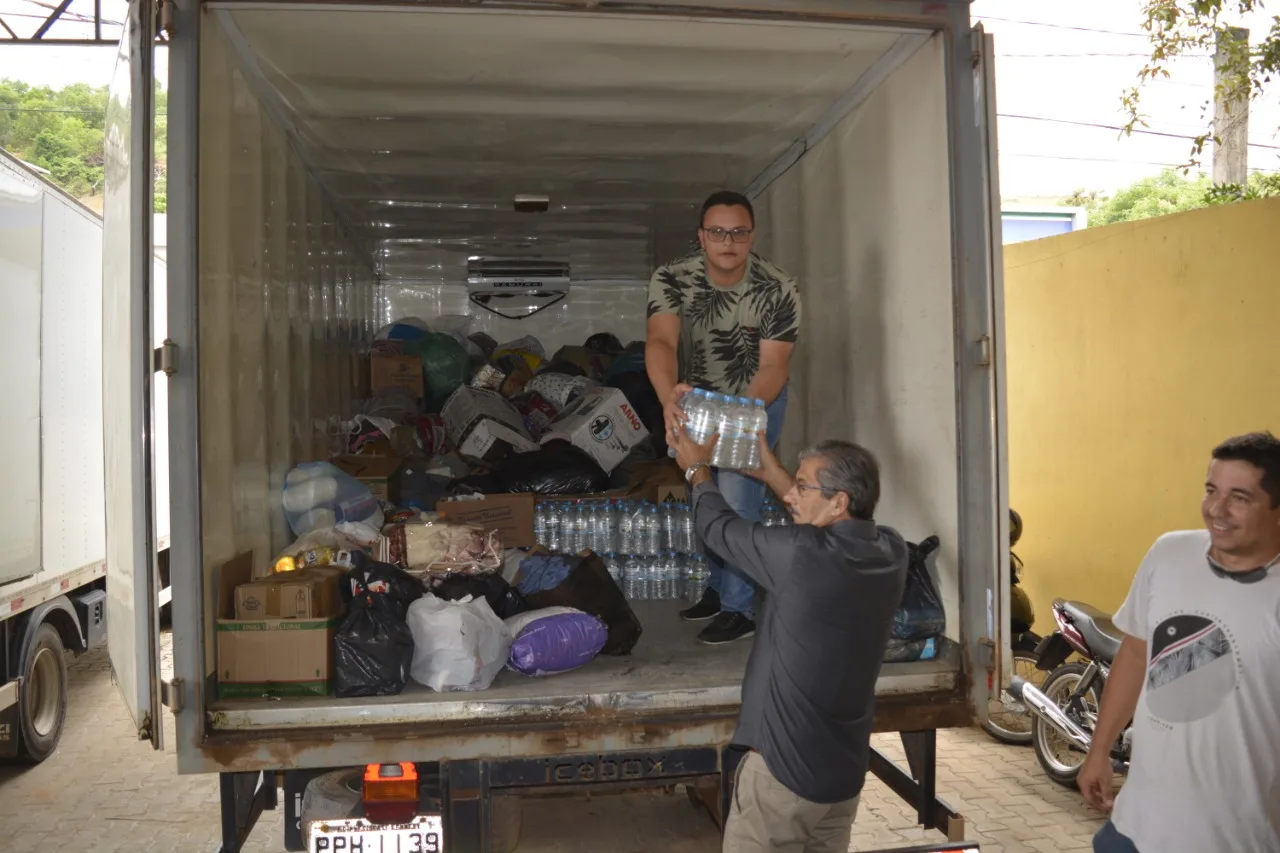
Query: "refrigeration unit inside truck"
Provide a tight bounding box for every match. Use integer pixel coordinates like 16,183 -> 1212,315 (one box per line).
103,1 -> 1010,850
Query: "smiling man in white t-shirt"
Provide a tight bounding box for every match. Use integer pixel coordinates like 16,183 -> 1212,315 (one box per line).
1078,431 -> 1280,853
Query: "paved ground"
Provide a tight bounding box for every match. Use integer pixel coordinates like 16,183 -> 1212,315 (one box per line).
0,641 -> 1107,852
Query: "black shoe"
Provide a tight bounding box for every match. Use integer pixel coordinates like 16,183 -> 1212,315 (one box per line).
680,588 -> 721,622
698,611 -> 755,645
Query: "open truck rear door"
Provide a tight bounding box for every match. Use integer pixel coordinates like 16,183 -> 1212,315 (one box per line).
103,0 -> 163,749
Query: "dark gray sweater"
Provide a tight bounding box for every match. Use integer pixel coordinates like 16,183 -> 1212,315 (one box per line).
692,480 -> 909,804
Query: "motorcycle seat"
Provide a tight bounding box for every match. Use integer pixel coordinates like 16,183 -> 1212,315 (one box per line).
1061,599 -> 1126,662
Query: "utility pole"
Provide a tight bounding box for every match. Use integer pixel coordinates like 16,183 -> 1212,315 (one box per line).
1213,26 -> 1250,187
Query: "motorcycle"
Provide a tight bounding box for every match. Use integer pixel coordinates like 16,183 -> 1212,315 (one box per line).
1010,598 -> 1133,786
981,509 -> 1046,745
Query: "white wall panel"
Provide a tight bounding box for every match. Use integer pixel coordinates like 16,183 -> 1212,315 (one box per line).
199,14 -> 378,643
40,193 -> 108,579
756,34 -> 960,639
0,160 -> 43,585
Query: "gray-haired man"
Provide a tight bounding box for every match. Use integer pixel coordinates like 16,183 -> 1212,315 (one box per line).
668,427 -> 910,853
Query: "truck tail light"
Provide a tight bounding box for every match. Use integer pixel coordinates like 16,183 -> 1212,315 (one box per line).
363,762 -> 419,824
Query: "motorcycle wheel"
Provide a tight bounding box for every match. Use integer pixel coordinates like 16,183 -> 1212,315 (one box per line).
982,648 -> 1045,745
1032,662 -> 1102,787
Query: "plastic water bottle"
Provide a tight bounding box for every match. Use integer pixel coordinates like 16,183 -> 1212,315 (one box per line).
660,503 -> 676,551
743,398 -> 767,470
687,389 -> 717,445
645,506 -> 661,556
618,503 -> 634,554
668,389 -> 707,457
666,552 -> 684,599
711,396 -> 740,469
604,551 -> 621,585
623,554 -> 643,600
679,503 -> 695,553
685,554 -> 710,602
534,503 -> 548,547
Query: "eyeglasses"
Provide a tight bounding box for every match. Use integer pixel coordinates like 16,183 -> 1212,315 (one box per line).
794,482 -> 834,498
701,226 -> 753,244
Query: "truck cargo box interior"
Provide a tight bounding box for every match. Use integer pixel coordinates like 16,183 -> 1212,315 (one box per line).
195,6 -> 965,731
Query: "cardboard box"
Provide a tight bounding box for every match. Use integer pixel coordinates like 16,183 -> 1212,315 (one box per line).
442,386 -> 538,464
437,493 -> 536,548
278,566 -> 344,619
216,553 -> 339,699
333,454 -> 402,503
371,353 -> 425,398
235,577 -> 286,620
542,387 -> 650,473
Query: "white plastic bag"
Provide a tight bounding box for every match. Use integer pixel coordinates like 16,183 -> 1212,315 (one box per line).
407,593 -> 512,692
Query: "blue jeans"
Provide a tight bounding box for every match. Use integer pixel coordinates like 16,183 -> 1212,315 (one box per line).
1093,820 -> 1140,853
706,386 -> 789,618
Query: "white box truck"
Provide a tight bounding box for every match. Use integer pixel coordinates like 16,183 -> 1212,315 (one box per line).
0,148 -> 170,762
103,1 -> 1011,850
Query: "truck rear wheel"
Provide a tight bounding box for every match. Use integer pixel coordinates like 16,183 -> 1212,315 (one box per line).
18,623 -> 68,763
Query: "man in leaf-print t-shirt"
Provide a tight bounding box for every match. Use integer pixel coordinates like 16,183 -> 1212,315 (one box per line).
645,190 -> 802,645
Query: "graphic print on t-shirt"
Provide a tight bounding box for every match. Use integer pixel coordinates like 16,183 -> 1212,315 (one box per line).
1146,613 -> 1236,723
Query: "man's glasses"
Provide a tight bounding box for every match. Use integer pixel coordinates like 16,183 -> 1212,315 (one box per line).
701,226 -> 753,244
794,481 -> 833,497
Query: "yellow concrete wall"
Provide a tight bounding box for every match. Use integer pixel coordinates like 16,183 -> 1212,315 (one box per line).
1004,197 -> 1280,632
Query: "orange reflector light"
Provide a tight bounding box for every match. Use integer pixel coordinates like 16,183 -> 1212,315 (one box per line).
363,762 -> 418,803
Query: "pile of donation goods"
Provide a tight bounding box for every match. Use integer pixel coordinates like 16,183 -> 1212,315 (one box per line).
215,316 -> 948,701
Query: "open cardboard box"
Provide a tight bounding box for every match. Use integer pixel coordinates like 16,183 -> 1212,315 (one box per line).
215,552 -> 342,699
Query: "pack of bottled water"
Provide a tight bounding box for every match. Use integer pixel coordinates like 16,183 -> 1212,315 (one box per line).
666,388 -> 768,472
533,498 -> 710,602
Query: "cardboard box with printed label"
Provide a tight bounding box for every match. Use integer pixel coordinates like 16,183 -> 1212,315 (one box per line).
333,454 -> 402,502
442,386 -> 539,465
216,553 -> 340,699
370,353 -> 425,398
541,387 -> 650,473
437,493 -> 536,548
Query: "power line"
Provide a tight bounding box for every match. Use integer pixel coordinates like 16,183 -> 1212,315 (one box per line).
976,16 -> 1148,38
1002,151 -> 1280,174
998,113 -> 1280,152
997,52 -> 1211,58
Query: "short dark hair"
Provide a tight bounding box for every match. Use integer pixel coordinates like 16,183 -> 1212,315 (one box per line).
700,190 -> 754,227
797,440 -> 881,520
1212,431 -> 1280,507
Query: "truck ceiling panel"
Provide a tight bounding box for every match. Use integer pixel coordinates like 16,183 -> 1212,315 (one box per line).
218,8 -> 905,280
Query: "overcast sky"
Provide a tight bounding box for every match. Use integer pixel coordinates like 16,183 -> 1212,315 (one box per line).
1,0 -> 1277,198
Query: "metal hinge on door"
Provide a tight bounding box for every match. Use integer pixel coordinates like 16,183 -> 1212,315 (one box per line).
161,677 -> 184,714
974,335 -> 992,368
153,339 -> 178,376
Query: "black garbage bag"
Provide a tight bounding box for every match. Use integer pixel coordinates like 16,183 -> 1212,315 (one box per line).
427,572 -> 531,620
604,371 -> 666,457
496,440 -> 609,495
890,535 -> 947,641
334,561 -> 424,697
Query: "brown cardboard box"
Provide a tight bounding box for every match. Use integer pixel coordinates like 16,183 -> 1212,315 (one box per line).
333,454 -> 402,502
216,553 -> 340,699
235,577 -> 286,620
278,566 -> 344,619
437,493 -> 536,548
371,353 -> 425,398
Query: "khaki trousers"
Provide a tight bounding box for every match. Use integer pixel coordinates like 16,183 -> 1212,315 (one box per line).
722,751 -> 861,853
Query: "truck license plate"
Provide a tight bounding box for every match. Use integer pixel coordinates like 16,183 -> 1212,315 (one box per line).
309,815 -> 443,853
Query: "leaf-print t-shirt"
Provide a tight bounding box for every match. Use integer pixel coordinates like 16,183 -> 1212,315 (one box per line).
646,252 -> 802,396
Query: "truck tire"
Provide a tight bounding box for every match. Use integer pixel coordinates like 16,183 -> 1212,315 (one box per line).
301,768 -> 521,853
18,623 -> 68,763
